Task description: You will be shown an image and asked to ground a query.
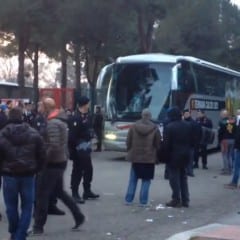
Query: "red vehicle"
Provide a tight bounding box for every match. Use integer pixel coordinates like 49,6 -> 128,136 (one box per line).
39,88 -> 75,110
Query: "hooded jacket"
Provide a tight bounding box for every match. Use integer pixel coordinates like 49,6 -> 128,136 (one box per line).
0,120 -> 46,176
46,109 -> 69,168
126,119 -> 161,164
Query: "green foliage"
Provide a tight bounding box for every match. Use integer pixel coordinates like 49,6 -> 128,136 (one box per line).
0,0 -> 240,89
154,0 -> 240,70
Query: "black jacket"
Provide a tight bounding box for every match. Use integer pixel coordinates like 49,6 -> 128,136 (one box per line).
68,111 -> 93,148
93,112 -> 104,132
163,107 -> 192,168
0,112 -> 8,130
218,117 -> 236,142
32,113 -> 47,139
0,120 -> 46,176
184,117 -> 202,148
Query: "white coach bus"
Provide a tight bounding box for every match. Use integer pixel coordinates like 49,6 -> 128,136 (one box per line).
96,53 -> 240,151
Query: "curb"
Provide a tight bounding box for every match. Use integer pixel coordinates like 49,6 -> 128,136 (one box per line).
165,223 -> 240,240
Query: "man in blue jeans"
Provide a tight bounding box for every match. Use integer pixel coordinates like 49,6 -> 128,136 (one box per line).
125,109 -> 161,206
225,119 -> 240,189
0,107 -> 46,240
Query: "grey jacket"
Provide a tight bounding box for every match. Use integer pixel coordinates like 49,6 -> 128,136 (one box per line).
46,110 -> 69,165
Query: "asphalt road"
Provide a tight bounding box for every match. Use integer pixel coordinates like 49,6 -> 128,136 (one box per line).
0,151 -> 240,240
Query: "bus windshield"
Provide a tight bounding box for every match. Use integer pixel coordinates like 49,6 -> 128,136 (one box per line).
107,63 -> 173,121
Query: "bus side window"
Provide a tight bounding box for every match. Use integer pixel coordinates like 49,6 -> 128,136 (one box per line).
178,63 -> 196,93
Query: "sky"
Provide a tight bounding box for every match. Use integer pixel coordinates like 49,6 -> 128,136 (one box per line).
231,0 -> 240,7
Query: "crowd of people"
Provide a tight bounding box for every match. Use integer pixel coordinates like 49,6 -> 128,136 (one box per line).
124,106 -> 240,209
0,97 -> 103,240
0,96 -> 240,240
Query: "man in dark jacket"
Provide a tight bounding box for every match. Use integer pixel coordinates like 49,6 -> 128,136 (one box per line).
68,96 -> 99,204
32,98 -> 85,235
164,107 -> 192,208
218,109 -> 236,175
183,109 -> 201,177
0,104 -> 8,129
194,110 -> 213,169
0,107 -> 46,240
93,106 -> 104,152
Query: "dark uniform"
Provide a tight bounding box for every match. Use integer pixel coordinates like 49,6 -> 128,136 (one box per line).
93,106 -> 104,152
195,112 -> 213,169
68,97 -> 99,203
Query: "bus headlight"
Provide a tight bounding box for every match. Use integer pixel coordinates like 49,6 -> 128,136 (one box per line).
105,133 -> 117,140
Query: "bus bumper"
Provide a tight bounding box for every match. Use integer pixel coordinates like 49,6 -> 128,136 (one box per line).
103,140 -> 127,152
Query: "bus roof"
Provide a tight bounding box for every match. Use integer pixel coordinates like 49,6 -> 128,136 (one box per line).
116,53 -> 240,77
0,81 -> 19,86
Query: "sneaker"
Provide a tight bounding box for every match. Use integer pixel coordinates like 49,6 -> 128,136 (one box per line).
193,164 -> 199,169
203,166 -> 208,170
72,213 -> 85,230
166,200 -> 182,208
28,228 -> 44,236
182,202 -> 189,208
48,205 -> 65,215
124,201 -> 133,206
224,183 -> 237,189
72,193 -> 85,204
83,191 -> 100,200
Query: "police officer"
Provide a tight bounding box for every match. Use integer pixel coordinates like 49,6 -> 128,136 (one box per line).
68,96 -> 99,204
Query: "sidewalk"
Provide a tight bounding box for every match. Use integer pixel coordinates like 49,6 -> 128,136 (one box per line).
167,215 -> 240,240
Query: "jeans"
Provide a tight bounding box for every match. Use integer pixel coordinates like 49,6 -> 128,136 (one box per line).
3,176 -> 35,240
231,149 -> 240,185
125,167 -> 151,205
221,139 -> 235,172
168,167 -> 189,204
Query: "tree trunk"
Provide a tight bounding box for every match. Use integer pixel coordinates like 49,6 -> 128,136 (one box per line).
84,50 -> 99,113
61,43 -> 67,108
137,10 -> 147,53
33,43 -> 39,106
74,44 -> 81,93
137,9 -> 154,53
17,25 -> 30,90
61,44 -> 67,88
18,34 -> 25,88
90,58 -> 99,113
145,21 -> 154,52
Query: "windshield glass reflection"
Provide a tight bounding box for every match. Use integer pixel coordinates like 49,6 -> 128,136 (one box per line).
108,63 -> 172,121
